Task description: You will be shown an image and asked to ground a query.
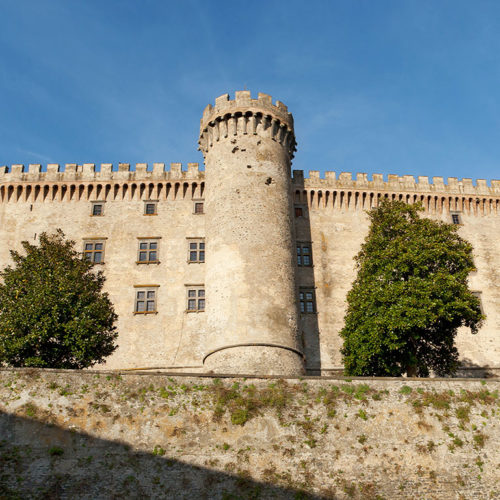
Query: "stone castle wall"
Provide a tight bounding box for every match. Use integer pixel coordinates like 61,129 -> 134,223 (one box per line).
1,369 -> 499,499
0,160 -> 499,374
0,163 -> 207,371
291,170 -> 500,375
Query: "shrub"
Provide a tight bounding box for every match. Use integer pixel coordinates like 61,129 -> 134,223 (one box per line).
340,200 -> 483,377
0,230 -> 117,368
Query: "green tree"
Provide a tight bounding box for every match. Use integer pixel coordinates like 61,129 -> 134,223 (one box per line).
340,200 -> 484,377
0,230 -> 118,368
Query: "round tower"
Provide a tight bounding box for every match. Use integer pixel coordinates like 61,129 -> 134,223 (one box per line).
199,91 -> 305,375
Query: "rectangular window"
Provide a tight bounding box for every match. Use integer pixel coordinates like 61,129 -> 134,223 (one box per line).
83,240 -> 105,263
134,286 -> 159,314
137,238 -> 160,264
91,202 -> 104,216
451,212 -> 462,225
472,291 -> 484,315
187,238 -> 205,263
299,289 -> 316,314
186,286 -> 205,312
144,201 -> 158,215
294,205 -> 304,218
194,201 -> 204,214
297,243 -> 312,267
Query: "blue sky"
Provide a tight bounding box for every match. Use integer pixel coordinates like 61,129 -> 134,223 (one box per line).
1,0 -> 499,182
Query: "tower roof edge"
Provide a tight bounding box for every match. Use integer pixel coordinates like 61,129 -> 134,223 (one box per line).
200,90 -> 294,133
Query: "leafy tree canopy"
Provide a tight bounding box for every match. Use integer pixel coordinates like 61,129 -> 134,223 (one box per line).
340,200 -> 484,377
0,230 -> 118,369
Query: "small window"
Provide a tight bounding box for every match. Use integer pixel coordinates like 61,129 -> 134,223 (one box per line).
299,289 -> 316,314
144,201 -> 158,215
188,238 -> 205,263
451,212 -> 462,225
137,239 -> 160,264
471,291 -> 484,315
186,286 -> 205,312
83,240 -> 105,263
194,201 -> 204,214
294,205 -> 304,218
91,202 -> 104,216
297,243 -> 312,267
134,287 -> 158,314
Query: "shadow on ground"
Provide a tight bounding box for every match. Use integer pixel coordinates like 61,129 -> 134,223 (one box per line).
0,409 -> 331,500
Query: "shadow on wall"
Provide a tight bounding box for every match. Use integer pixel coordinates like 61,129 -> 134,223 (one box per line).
293,176 -> 322,375
0,409 -> 331,499
457,358 -> 498,378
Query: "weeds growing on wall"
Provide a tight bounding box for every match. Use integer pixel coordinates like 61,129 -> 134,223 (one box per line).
1,371 -> 499,499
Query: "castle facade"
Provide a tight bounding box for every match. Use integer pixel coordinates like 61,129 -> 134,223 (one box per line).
1,91 -> 499,375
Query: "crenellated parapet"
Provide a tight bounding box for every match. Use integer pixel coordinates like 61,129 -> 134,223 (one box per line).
198,91 -> 297,159
292,170 -> 500,195
292,171 -> 500,215
0,163 -> 205,203
0,162 -> 204,183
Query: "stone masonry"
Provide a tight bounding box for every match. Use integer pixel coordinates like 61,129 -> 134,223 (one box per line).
1,369 -> 499,499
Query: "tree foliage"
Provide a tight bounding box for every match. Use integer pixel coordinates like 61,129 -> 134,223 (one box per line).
0,230 -> 118,368
340,200 -> 484,377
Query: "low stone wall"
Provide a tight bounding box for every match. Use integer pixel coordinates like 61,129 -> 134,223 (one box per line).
1,369 -> 499,499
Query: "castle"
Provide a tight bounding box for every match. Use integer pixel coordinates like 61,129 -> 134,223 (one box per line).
1,91 -> 499,376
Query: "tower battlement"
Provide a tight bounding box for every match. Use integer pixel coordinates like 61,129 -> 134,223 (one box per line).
200,91 -> 293,131
199,91 -> 296,159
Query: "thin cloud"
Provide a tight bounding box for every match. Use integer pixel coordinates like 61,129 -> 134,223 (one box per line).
16,149 -> 54,164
